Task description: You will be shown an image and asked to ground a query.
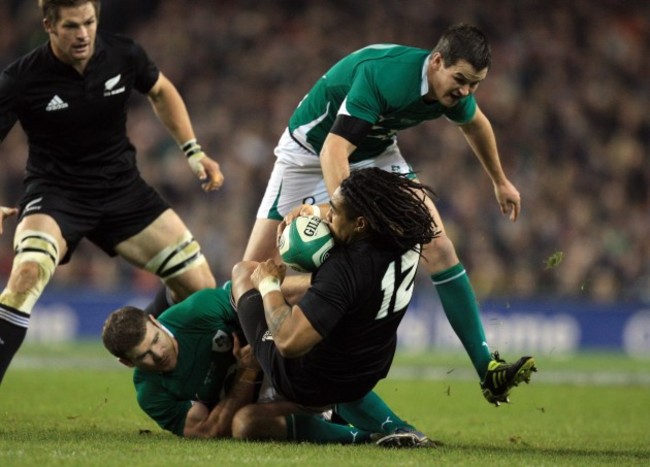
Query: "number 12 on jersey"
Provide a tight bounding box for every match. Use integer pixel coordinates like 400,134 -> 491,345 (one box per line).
375,248 -> 420,320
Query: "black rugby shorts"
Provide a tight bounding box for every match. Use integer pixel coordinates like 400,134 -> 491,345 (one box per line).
17,176 -> 170,264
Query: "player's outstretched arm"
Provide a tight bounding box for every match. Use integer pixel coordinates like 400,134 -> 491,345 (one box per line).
147,73 -> 224,192
459,106 -> 520,221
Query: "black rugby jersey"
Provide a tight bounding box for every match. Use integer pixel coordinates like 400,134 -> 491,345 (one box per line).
286,241 -> 421,404
0,32 -> 159,190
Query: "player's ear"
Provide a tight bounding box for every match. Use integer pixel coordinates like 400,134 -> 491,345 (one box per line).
42,18 -> 53,34
354,216 -> 368,234
118,357 -> 135,368
430,52 -> 443,71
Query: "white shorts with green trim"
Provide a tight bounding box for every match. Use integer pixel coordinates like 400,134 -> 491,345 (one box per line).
256,128 -> 412,220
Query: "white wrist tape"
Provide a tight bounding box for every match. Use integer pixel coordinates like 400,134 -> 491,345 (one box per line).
180,139 -> 201,157
311,205 -> 321,218
258,276 -> 281,298
181,139 -> 206,173
187,152 -> 206,174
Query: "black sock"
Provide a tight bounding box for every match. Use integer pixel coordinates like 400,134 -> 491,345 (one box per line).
144,286 -> 173,318
0,315 -> 29,385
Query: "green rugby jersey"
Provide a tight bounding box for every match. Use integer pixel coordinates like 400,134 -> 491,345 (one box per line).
289,44 -> 476,162
133,284 -> 240,436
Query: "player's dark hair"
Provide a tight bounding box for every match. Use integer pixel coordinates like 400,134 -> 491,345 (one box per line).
339,168 -> 439,253
432,23 -> 491,71
39,0 -> 101,25
102,306 -> 147,360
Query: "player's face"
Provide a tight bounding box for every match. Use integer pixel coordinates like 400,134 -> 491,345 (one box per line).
327,189 -> 360,245
44,2 -> 97,70
125,317 -> 179,373
427,53 -> 487,108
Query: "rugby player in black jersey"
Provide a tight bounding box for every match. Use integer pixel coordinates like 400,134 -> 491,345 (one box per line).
231,168 -> 443,447
0,0 -> 223,385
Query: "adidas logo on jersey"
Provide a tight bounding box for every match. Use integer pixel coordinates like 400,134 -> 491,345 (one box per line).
45,95 -> 68,111
104,74 -> 125,96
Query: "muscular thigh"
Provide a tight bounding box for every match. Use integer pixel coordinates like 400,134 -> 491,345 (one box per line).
115,208 -> 215,299
87,177 -> 170,258
114,208 -> 188,268
16,185 -> 99,264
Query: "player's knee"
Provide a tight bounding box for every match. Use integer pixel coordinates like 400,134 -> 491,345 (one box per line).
233,406 -> 289,441
9,262 -> 43,290
232,261 -> 256,283
422,233 -> 459,272
231,405 -> 259,440
144,231 -> 208,281
231,261 -> 257,302
0,230 -> 59,313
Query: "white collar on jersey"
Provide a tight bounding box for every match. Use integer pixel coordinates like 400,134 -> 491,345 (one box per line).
420,54 -> 432,96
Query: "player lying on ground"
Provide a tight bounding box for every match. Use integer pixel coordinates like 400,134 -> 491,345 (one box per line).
102,281 -> 430,445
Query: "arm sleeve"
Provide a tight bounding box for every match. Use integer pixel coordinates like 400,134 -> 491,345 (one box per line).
330,114 -> 373,146
298,257 -> 356,337
0,70 -> 18,141
130,41 -> 160,94
339,66 -> 385,124
135,374 -> 192,436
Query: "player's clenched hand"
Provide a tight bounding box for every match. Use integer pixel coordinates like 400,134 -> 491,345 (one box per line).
276,204 -> 322,246
191,154 -> 224,192
251,259 -> 286,290
494,179 -> 521,222
276,209 -> 300,248
181,139 -> 224,191
0,206 -> 18,235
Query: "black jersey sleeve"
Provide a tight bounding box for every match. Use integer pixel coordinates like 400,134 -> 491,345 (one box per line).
329,114 -> 373,146
130,40 -> 160,94
298,252 -> 356,337
0,70 -> 18,141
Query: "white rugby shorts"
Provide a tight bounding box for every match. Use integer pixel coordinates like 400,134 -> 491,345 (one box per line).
256,128 -> 412,220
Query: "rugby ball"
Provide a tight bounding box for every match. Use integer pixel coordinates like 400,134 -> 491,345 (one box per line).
279,215 -> 334,272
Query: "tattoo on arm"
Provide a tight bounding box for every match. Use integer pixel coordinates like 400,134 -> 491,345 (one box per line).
265,302 -> 292,337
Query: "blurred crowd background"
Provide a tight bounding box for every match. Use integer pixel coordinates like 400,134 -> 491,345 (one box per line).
0,0 -> 648,303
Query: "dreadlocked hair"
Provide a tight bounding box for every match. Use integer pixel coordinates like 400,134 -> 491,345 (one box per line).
339,168 -> 439,253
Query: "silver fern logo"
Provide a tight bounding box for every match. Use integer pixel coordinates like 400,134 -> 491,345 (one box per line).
104,74 -> 125,96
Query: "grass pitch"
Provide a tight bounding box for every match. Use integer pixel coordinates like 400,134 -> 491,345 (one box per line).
1,343 -> 649,466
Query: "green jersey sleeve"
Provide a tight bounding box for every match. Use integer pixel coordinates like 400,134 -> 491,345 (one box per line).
134,372 -> 192,436
443,94 -> 477,124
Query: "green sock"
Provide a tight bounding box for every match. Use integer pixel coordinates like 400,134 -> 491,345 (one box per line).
336,391 -> 411,434
431,263 -> 492,378
286,414 -> 373,444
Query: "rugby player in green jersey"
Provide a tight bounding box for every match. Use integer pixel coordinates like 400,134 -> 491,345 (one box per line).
102,282 -> 431,446
243,24 -> 535,406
